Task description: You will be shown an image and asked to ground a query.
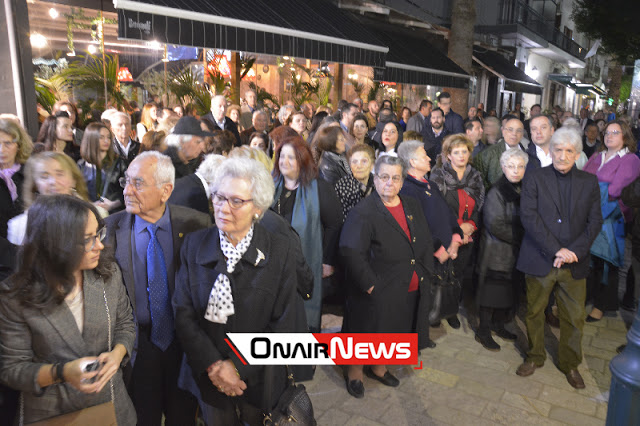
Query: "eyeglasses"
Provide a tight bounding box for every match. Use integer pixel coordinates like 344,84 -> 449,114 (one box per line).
505,164 -> 526,171
376,174 -> 403,183
212,192 -> 253,209
604,130 -> 622,136
119,177 -> 153,192
503,127 -> 524,134
0,140 -> 17,149
83,226 -> 106,252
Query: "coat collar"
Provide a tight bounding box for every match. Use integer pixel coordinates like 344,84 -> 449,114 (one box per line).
372,191 -> 415,243
195,224 -> 271,271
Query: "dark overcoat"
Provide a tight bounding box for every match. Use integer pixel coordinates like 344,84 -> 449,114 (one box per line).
339,191 -> 434,348
172,224 -> 300,411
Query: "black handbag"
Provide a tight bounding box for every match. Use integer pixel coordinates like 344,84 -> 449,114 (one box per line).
262,366 -> 316,425
428,260 -> 462,323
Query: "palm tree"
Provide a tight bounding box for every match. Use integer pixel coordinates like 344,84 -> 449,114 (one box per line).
57,54 -> 125,109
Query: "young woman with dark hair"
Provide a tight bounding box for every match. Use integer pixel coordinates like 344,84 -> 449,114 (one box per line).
78,123 -> 121,210
36,112 -> 80,162
0,195 -> 136,425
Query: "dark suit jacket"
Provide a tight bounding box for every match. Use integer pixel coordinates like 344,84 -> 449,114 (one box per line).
420,126 -> 449,168
516,166 -> 603,279
172,224 -> 299,409
339,192 -> 434,348
239,126 -> 267,146
0,266 -> 136,425
113,138 -> 140,167
201,113 -> 241,147
104,204 -> 211,365
168,173 -> 210,216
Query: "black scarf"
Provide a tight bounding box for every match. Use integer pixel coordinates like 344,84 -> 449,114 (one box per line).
436,162 -> 485,211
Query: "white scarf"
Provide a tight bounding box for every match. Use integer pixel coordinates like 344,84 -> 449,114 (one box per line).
204,225 -> 254,324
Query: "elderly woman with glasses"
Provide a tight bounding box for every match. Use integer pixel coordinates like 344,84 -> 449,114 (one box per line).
339,155 -> 434,398
0,195 -> 136,425
475,149 -> 529,351
583,120 -> 640,322
173,158 -> 301,424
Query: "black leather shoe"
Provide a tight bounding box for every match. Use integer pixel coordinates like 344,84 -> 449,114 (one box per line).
365,367 -> 400,387
493,327 -> 517,341
565,369 -> 585,389
344,373 -> 364,398
422,339 -> 437,349
585,315 -> 602,323
447,316 -> 461,329
475,333 -> 500,351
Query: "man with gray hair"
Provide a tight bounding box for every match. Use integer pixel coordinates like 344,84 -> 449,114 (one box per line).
105,151 -> 211,425
165,116 -> 212,179
239,110 -> 268,146
239,89 -> 258,130
110,111 -> 140,166
202,95 -> 241,146
515,126 -> 602,389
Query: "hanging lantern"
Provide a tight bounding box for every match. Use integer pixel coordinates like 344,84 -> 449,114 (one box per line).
118,67 -> 133,82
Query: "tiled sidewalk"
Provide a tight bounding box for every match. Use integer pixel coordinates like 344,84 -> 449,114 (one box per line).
307,310 -> 629,425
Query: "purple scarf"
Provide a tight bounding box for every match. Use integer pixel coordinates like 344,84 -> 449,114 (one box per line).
0,163 -> 20,201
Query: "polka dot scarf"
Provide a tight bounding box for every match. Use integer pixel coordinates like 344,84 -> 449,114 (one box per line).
204,225 -> 254,324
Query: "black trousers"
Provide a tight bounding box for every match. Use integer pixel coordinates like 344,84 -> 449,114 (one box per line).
130,326 -> 198,426
587,257 -> 620,312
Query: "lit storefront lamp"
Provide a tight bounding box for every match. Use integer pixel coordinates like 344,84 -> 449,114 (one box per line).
118,67 -> 133,82
207,55 -> 231,77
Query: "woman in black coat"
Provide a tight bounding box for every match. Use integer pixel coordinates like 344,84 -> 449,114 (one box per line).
340,155 -> 434,398
0,118 -> 33,238
173,158 -> 301,425
430,134 -> 485,329
475,149 -> 528,351
316,126 -> 350,185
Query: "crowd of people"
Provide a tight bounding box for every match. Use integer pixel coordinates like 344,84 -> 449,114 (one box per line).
0,89 -> 639,425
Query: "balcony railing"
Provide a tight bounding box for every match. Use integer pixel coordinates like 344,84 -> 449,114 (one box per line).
499,0 -> 586,61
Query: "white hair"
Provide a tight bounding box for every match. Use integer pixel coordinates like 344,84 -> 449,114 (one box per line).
211,95 -> 226,106
252,110 -> 267,120
210,157 -> 275,217
397,140 -> 424,165
277,105 -> 295,124
110,111 -> 131,124
164,133 -> 193,148
196,154 -> 226,185
100,108 -> 118,122
562,117 -> 581,132
550,126 -> 583,154
131,151 -> 175,186
499,148 -> 529,168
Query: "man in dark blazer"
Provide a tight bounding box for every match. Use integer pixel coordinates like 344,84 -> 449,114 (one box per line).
202,95 -> 242,146
420,108 -> 449,168
239,110 -> 268,146
167,153 -> 225,216
515,127 -> 602,389
105,151 -> 211,425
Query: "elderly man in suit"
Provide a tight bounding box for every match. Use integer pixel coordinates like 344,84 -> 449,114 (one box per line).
110,111 -> 140,166
202,95 -> 241,146
475,117 -> 526,189
515,127 -> 602,389
105,151 -> 211,425
239,110 -> 268,146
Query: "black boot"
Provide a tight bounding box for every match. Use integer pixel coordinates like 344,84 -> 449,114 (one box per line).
477,307 -> 500,351
492,309 -> 517,341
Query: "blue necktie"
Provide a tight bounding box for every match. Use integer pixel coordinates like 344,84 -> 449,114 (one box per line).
146,224 -> 174,351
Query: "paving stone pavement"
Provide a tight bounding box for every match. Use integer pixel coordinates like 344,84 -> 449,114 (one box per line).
306,308 -> 631,426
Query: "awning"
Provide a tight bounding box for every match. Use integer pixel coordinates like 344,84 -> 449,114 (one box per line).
370,29 -> 469,89
113,0 -> 388,67
571,83 -> 607,96
473,48 -> 543,95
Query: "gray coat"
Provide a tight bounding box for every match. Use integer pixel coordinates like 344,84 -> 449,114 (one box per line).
0,265 -> 136,425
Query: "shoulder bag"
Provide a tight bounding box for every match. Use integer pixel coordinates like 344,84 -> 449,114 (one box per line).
262,365 -> 316,425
